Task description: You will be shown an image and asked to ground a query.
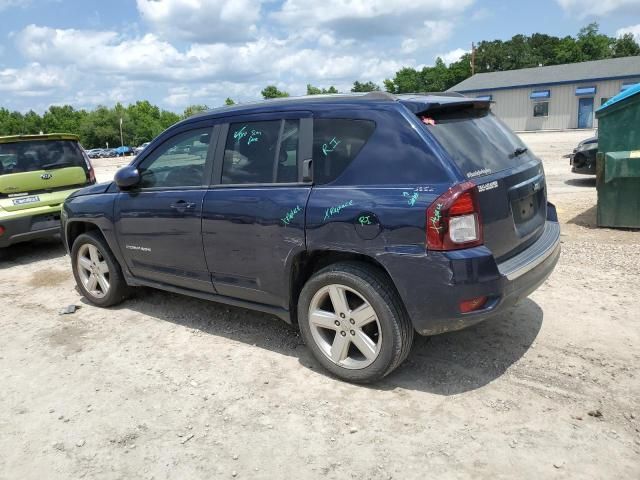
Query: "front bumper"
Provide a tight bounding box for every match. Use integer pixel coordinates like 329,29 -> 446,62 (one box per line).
381,204 -> 561,336
568,151 -> 596,175
0,210 -> 62,248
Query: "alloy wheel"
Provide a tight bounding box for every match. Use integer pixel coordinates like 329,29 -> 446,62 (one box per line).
77,243 -> 110,299
308,284 -> 382,369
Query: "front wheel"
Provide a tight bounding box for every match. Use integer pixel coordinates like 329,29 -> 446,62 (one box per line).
298,262 -> 414,383
71,231 -> 129,307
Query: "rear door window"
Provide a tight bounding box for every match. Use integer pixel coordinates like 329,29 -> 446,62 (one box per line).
422,108 -> 527,178
312,119 -> 375,185
0,140 -> 87,176
222,120 -> 300,184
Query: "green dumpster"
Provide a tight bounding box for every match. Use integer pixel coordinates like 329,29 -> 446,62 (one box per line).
595,83 -> 640,228
596,151 -> 640,228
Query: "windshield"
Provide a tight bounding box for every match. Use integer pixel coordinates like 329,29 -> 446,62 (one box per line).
422,107 -> 528,179
0,140 -> 87,177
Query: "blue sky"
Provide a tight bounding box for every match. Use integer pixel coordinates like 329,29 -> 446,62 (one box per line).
1,0 -> 639,113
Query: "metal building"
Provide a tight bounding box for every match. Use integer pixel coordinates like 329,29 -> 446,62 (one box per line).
448,56 -> 640,131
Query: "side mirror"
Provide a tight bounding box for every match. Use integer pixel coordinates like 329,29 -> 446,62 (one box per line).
199,133 -> 211,144
114,165 -> 141,189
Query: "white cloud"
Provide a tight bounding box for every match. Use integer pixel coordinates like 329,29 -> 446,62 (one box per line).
437,48 -> 469,65
617,24 -> 640,42
556,0 -> 640,17
136,0 -> 263,43
4,0 -> 477,111
277,0 -> 473,38
16,25 -> 191,81
0,0 -> 29,12
0,63 -> 68,96
400,20 -> 455,56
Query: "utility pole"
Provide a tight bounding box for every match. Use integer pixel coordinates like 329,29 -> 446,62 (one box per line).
119,117 -> 124,149
471,42 -> 476,76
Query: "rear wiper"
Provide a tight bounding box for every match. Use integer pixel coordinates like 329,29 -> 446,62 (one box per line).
41,161 -> 73,170
510,147 -> 528,158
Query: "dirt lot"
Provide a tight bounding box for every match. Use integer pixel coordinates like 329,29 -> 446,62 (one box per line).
1,130 -> 639,479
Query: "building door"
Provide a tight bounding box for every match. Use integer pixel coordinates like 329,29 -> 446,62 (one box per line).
578,97 -> 594,129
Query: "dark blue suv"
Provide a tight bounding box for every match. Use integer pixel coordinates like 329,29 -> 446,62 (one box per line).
62,93 -> 560,383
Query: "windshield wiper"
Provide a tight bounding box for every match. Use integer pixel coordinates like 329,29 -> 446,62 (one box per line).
510,147 -> 528,158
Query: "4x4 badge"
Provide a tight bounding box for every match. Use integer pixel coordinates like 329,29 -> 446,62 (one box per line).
41,173 -> 53,180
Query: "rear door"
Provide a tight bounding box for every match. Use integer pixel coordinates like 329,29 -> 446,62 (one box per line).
202,112 -> 312,308
419,104 -> 547,261
114,122 -> 215,292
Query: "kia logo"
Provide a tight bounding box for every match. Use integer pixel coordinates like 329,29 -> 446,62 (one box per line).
41,173 -> 53,180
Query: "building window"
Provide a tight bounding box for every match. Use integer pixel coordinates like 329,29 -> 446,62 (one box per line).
575,86 -> 596,95
533,102 -> 549,117
475,95 -> 492,101
621,82 -> 639,92
530,90 -> 550,99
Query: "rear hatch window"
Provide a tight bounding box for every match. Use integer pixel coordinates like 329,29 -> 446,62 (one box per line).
418,101 -> 547,261
0,140 -> 90,198
421,105 -> 527,179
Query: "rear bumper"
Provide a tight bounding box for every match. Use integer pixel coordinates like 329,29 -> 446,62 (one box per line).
381,203 -> 561,335
0,210 -> 62,248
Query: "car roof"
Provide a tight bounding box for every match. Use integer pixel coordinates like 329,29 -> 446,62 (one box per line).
182,92 -> 487,124
0,133 -> 80,144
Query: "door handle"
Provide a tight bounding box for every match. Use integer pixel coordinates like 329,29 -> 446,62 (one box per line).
170,201 -> 196,210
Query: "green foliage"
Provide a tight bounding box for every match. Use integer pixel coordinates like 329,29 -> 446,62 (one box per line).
307,84 -> 339,95
612,33 -> 640,57
0,101 -> 182,149
183,104 -> 209,118
384,23 -> 640,94
351,81 -> 380,92
261,85 -> 290,99
224,97 -> 236,105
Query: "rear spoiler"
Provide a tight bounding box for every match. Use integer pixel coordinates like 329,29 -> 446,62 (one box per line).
401,99 -> 492,116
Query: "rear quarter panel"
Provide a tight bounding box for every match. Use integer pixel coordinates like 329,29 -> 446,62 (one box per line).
306,105 -> 453,264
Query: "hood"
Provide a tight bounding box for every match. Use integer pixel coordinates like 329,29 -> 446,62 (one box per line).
67,181 -> 113,199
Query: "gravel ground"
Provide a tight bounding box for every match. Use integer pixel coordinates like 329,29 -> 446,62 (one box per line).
1,130 -> 639,479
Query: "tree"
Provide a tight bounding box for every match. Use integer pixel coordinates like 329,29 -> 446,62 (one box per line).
351,81 -> 381,92
224,97 -> 236,105
307,84 -> 339,95
183,104 -> 209,118
612,33 -> 640,57
577,23 -> 613,61
261,85 -> 289,99
307,84 -> 322,95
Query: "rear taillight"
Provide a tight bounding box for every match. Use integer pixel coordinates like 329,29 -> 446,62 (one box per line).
0,225 -> 5,237
426,181 -> 483,251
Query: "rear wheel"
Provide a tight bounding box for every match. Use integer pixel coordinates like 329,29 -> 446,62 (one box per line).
71,231 -> 129,307
298,262 -> 414,383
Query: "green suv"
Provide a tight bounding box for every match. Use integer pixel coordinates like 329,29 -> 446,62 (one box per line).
0,134 -> 95,250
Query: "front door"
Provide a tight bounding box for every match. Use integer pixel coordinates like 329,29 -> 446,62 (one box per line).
115,124 -> 215,292
578,97 -> 594,129
202,114 -> 312,308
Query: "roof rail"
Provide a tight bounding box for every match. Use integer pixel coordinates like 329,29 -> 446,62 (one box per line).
363,91 -> 397,101
402,91 -> 466,98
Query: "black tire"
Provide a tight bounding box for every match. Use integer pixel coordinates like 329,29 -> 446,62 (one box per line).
71,231 -> 130,307
298,262 -> 414,383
